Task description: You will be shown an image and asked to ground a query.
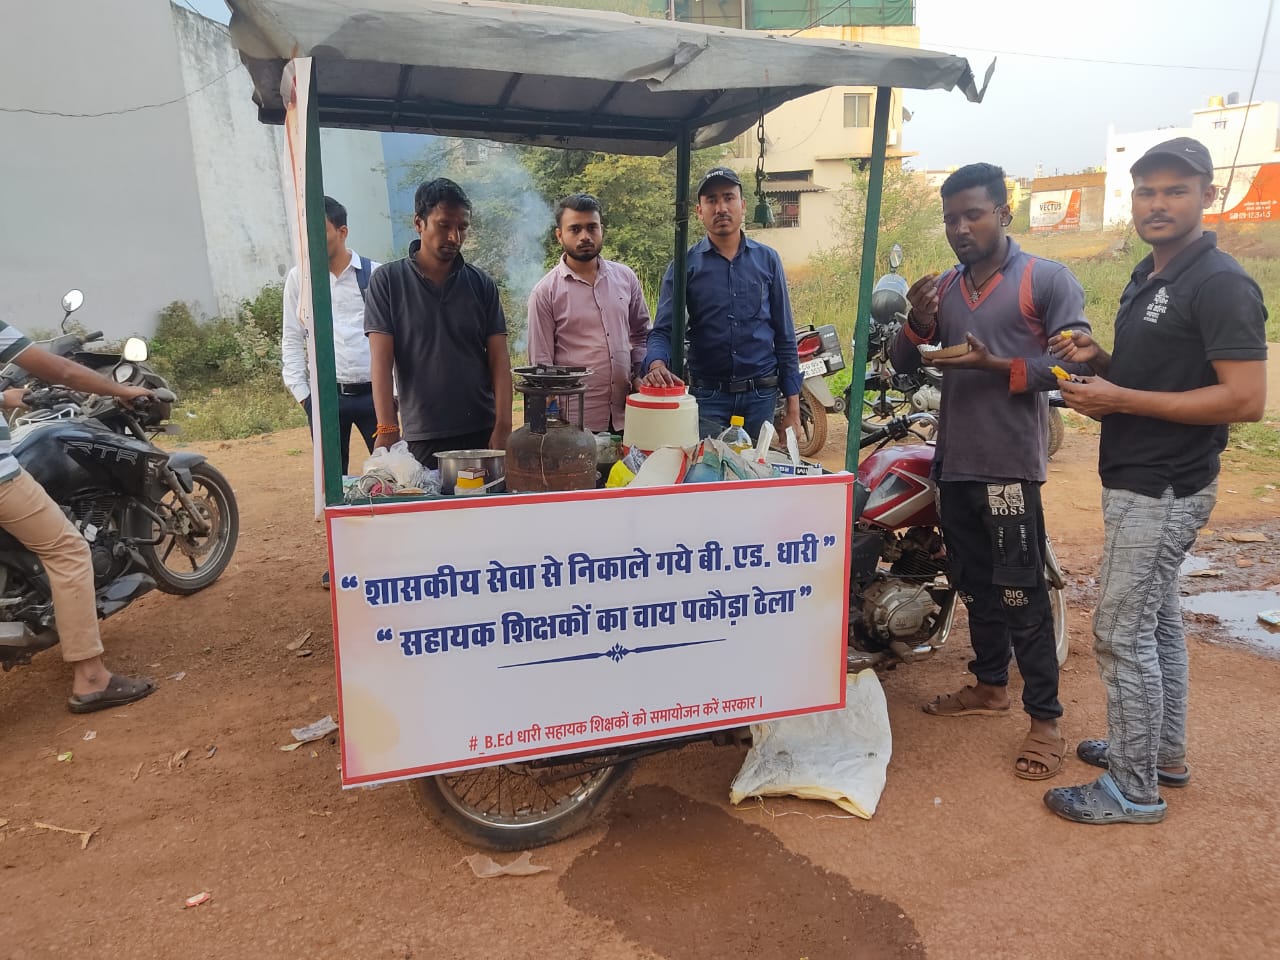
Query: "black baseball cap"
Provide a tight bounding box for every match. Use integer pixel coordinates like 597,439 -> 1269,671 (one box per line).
697,166 -> 743,197
1130,137 -> 1214,177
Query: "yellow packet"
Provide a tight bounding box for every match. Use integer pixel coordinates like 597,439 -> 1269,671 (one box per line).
1050,365 -> 1070,380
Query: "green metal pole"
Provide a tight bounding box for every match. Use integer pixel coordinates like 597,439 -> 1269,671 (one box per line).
304,62 -> 344,506
844,86 -> 892,474
671,133 -> 691,379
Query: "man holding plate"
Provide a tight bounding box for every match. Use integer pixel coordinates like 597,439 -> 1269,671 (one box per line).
891,162 -> 1091,783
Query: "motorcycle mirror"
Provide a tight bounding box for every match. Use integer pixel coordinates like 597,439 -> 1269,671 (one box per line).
61,289 -> 84,315
122,337 -> 149,362
888,244 -> 904,271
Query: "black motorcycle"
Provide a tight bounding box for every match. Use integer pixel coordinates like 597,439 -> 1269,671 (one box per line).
0,332 -> 238,670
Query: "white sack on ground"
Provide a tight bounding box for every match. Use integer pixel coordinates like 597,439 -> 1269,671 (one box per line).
729,670 -> 891,819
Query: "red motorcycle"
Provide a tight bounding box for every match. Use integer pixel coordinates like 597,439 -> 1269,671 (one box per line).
849,414 -> 1069,670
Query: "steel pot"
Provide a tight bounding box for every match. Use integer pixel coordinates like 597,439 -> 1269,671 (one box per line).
435,449 -> 506,495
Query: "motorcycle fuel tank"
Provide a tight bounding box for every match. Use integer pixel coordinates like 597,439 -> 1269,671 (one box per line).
12,420 -> 162,502
856,443 -> 937,530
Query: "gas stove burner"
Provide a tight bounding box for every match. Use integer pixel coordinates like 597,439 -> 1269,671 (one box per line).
512,364 -> 592,393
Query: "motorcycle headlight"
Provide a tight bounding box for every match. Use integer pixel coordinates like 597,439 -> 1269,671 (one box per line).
112,362 -> 136,384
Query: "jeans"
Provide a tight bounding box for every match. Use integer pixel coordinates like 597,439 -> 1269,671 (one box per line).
690,386 -> 778,442
0,470 -> 102,662
939,480 -> 1061,720
1093,483 -> 1216,803
302,391 -> 378,476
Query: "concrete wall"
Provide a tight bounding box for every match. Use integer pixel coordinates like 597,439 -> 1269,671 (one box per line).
0,0 -> 216,338
172,5 -> 291,317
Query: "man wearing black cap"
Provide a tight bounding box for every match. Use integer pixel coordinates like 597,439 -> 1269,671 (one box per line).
1045,137 -> 1268,824
640,166 -> 801,441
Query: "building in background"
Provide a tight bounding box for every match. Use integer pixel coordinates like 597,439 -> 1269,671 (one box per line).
0,2 -> 393,339
659,0 -> 919,267
1028,172 -> 1106,233
1104,97 -> 1280,227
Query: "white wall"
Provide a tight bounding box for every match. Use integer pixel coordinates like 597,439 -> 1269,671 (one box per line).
318,129 -> 397,263
172,5 -> 292,317
1103,101 -> 1280,225
0,0 -> 217,338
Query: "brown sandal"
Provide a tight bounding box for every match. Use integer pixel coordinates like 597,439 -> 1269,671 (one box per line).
1015,730 -> 1066,781
922,685 -> 1010,718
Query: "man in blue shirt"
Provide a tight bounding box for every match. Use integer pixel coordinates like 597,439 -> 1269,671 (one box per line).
641,167 -> 801,441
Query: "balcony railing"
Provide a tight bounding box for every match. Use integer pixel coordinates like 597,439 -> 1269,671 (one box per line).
651,0 -> 914,30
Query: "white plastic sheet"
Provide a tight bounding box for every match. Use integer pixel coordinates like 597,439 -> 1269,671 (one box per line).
729,670 -> 891,819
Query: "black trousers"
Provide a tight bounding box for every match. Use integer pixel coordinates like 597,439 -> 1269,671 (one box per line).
938,479 -> 1062,721
302,392 -> 377,476
407,430 -> 494,470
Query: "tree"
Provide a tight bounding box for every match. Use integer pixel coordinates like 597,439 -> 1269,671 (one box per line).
516,145 -> 724,288
822,161 -> 950,279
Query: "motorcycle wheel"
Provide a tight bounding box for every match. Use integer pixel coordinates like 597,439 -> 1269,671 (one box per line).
412,756 -> 635,851
1047,407 -> 1065,459
795,386 -> 828,457
140,462 -> 239,595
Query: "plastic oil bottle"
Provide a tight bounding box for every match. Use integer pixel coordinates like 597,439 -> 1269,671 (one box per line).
717,415 -> 753,454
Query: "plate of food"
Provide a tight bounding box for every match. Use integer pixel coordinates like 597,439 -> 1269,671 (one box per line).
918,342 -> 972,361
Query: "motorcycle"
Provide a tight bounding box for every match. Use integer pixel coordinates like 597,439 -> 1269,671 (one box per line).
848,413 -> 1069,671
773,322 -> 846,458
0,295 -> 239,671
856,245 -> 941,440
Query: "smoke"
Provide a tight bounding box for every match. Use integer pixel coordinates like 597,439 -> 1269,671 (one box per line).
395,137 -> 554,356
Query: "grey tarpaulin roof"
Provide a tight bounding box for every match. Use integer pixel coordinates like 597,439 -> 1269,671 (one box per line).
226,0 -> 991,156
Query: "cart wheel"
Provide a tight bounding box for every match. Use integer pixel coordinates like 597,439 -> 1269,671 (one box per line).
412,757 -> 635,851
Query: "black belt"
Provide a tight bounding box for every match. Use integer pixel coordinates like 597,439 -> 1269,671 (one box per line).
337,382 -> 372,396
695,375 -> 779,393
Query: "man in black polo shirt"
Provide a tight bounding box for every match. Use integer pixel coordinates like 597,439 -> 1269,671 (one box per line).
1044,137 -> 1267,824
364,178 -> 513,468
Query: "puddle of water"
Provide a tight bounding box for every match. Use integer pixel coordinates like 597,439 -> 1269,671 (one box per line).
1182,590 -> 1280,654
1179,554 -> 1212,576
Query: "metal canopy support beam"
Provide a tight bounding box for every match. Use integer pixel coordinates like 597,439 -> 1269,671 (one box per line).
844,85 -> 892,474
305,62 -> 344,506
671,133 -> 692,378
311,96 -> 679,141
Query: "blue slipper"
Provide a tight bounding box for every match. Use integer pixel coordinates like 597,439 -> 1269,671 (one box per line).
1076,738 -> 1191,787
1044,773 -> 1167,825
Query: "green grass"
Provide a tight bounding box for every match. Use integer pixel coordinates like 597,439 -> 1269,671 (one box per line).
169,380 -> 307,443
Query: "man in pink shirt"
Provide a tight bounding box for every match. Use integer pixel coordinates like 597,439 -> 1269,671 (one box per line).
527,194 -> 651,432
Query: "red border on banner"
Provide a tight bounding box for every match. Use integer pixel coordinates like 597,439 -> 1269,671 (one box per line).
324,475 -> 854,786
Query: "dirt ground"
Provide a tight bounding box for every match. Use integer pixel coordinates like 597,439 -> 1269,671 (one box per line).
1,416 -> 1278,960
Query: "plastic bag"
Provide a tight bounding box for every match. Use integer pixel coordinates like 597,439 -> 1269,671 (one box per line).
683,438 -> 773,484
729,670 -> 892,819
360,441 -> 432,491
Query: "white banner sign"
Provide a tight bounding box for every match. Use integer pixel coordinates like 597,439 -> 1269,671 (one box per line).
326,477 -> 853,785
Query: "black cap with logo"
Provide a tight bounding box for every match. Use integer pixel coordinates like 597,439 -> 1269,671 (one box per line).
1130,137 -> 1214,177
696,166 -> 743,197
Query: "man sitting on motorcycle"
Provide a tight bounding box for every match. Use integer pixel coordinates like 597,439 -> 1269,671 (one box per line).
0,321 -> 157,713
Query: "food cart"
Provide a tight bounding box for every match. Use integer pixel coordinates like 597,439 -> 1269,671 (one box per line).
226,0 -> 988,848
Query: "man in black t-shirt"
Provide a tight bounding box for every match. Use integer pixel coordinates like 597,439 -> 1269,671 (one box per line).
1044,137 -> 1268,825
364,178 -> 513,469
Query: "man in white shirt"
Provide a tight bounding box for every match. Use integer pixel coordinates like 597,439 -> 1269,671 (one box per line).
281,196 -> 381,477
